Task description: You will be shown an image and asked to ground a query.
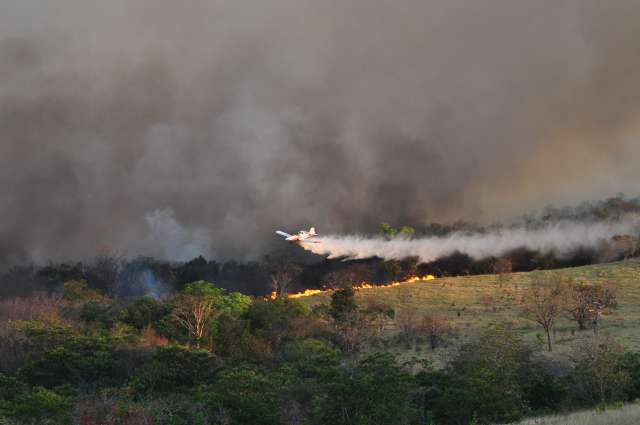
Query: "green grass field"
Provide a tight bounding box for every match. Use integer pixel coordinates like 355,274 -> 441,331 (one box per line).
298,259 -> 640,355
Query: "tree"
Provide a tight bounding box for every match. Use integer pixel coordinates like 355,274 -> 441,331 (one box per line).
120,296 -> 165,330
563,281 -> 618,330
378,222 -> 398,239
321,264 -> 374,289
62,280 -> 106,304
195,366 -> 281,425
317,353 -> 416,425
378,223 -> 415,240
521,275 -> 564,352
492,258 -> 512,287
566,335 -> 630,405
329,287 -> 357,323
420,314 -> 451,350
170,281 -> 250,349
268,262 -> 302,298
421,327 -> 563,424
130,345 -> 220,394
360,299 -> 395,341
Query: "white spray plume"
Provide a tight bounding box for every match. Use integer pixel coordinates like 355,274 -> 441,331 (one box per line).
302,216 -> 640,262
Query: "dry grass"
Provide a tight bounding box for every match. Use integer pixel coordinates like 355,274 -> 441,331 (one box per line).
298,259 -> 640,354
510,403 -> 640,425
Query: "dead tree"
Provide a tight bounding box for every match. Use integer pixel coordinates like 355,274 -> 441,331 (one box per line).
521,275 -> 564,352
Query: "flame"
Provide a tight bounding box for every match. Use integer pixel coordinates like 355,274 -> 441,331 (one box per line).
287,289 -> 326,299
282,275 -> 435,299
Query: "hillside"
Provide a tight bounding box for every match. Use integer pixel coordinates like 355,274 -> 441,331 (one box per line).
297,259 -> 640,353
509,403 -> 640,425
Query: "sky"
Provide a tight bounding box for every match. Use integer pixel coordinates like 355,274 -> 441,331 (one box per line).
1,0 -> 639,263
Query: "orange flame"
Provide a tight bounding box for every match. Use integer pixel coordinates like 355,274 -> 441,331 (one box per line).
281,275 -> 435,299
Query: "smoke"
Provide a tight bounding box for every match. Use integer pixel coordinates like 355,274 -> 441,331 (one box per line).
302,216 -> 640,262
142,208 -> 212,262
2,0 -> 640,263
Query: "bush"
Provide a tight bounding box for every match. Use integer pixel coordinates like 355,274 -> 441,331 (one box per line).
194,366 -> 280,425
19,336 -> 119,389
316,353 -> 416,425
1,386 -> 73,424
421,328 -> 563,424
120,297 -> 166,330
130,345 -> 220,394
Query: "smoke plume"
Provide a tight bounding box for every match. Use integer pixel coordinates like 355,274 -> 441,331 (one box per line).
302,216 -> 640,262
2,1 -> 640,263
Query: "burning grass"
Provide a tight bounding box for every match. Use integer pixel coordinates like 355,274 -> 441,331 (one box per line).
279,275 -> 435,300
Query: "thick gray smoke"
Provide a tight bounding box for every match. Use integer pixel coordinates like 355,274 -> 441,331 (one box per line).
303,216 -> 640,262
2,1 -> 640,263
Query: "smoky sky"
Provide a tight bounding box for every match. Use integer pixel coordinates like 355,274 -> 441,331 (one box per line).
1,0 -> 640,263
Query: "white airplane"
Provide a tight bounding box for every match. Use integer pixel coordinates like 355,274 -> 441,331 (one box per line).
275,227 -> 320,244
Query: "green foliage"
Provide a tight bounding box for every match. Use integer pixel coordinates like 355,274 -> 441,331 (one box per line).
79,300 -> 114,328
0,386 -> 73,424
215,290 -> 252,317
195,366 -> 280,425
120,296 -> 166,330
421,327 -> 563,424
565,337 -> 631,406
617,351 -> 640,402
329,287 -> 357,323
244,298 -> 308,332
19,336 -> 119,389
15,320 -> 74,347
315,353 -> 416,425
0,374 -> 21,402
62,279 -> 105,303
130,345 -> 220,394
399,226 -> 416,239
377,223 -> 415,240
169,281 -> 251,347
280,338 -> 341,380
378,222 -> 398,239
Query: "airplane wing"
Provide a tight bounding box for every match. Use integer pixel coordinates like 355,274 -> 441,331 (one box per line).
300,239 -> 321,244
275,230 -> 293,238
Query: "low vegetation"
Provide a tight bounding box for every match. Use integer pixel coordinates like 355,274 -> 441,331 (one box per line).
0,259 -> 639,424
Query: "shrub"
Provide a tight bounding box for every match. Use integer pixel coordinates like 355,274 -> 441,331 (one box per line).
130,345 -> 220,394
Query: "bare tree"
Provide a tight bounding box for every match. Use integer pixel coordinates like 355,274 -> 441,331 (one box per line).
395,309 -> 420,348
491,258 -> 512,288
171,293 -> 218,348
269,262 -> 302,298
321,264 -> 374,289
564,281 -> 618,330
0,292 -> 63,324
420,314 -> 451,350
521,275 -> 564,352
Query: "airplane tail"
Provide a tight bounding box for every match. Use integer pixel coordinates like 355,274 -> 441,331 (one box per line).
309,227 -> 317,235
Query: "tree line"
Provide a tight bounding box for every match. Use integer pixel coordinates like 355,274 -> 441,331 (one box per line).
0,273 -> 638,424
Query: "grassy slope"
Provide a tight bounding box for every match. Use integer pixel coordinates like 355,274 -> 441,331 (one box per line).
508,403 -> 640,425
299,259 -> 640,354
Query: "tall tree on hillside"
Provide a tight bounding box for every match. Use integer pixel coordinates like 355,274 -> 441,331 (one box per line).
521,275 -> 564,352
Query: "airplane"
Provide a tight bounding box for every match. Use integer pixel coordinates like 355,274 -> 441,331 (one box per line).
275,227 -> 320,244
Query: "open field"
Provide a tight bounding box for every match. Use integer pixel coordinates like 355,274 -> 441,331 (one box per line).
298,259 -> 640,354
508,403 -> 640,425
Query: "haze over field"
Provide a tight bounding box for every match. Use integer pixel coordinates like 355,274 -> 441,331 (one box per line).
2,0 -> 640,263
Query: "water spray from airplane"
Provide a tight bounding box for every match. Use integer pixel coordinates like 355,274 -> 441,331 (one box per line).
279,215 -> 640,263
